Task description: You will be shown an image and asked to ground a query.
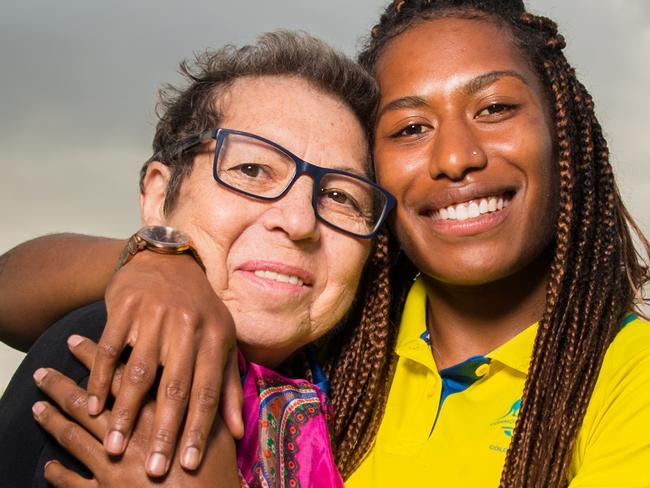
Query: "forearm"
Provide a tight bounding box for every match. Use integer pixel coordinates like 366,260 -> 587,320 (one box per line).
0,233 -> 125,351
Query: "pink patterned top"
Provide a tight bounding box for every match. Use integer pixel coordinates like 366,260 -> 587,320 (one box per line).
236,354 -> 344,488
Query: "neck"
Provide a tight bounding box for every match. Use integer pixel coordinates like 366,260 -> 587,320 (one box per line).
424,251 -> 551,369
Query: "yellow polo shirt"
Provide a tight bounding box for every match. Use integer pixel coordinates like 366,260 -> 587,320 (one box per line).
347,278 -> 650,487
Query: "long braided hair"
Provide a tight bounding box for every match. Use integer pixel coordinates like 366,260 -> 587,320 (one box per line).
320,229 -> 399,478
358,1 -> 650,486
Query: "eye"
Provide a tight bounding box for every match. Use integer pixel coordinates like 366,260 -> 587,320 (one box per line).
391,123 -> 429,138
233,163 -> 265,178
323,189 -> 353,205
319,187 -> 365,213
476,103 -> 517,118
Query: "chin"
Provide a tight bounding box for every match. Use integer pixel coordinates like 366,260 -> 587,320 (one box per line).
237,326 -> 305,366
421,250 -> 519,286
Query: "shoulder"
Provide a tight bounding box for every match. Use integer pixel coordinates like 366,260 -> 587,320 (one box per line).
29,301 -> 107,357
582,313 -> 650,427
570,315 -> 650,485
600,314 -> 650,376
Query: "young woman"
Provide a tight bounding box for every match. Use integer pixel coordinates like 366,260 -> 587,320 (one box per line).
1,1 -> 649,486
349,1 -> 650,486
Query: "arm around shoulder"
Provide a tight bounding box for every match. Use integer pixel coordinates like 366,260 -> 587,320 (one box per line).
0,233 -> 124,351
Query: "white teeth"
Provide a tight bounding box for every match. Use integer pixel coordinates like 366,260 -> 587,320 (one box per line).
432,194 -> 512,222
467,202 -> 480,218
479,199 -> 489,214
253,269 -> 304,286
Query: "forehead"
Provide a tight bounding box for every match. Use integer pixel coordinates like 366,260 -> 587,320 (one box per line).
216,75 -> 369,173
376,17 -> 539,96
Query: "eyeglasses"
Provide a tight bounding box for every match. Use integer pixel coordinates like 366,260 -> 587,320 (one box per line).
176,128 -> 395,238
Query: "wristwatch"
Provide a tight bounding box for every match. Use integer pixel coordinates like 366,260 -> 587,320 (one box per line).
115,225 -> 205,272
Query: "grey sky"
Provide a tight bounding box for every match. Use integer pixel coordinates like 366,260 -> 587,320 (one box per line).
2,0 -> 649,391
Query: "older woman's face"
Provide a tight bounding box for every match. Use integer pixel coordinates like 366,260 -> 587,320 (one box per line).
159,76 -> 371,366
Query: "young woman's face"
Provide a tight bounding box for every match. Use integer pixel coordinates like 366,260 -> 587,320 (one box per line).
374,17 -> 558,285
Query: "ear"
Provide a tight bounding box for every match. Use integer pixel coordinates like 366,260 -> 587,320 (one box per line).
140,161 -> 171,226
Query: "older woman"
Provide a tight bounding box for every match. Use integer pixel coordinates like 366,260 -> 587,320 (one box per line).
0,31 -> 395,487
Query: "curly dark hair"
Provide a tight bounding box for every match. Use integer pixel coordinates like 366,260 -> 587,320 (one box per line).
356,0 -> 650,486
143,30 -> 380,215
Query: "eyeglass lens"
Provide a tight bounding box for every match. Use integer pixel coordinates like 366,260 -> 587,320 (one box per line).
216,133 -> 387,236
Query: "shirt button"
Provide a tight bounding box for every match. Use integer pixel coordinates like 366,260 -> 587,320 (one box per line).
475,363 -> 490,377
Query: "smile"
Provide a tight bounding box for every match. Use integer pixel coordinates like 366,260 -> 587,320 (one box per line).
253,270 -> 304,286
431,193 -> 513,222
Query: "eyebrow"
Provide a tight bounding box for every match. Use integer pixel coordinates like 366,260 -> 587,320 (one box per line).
463,70 -> 530,96
332,164 -> 369,179
377,95 -> 428,119
377,70 -> 530,119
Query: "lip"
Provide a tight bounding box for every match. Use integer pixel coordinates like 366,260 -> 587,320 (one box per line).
415,182 -> 518,238
418,182 -> 518,213
236,260 -> 314,290
425,201 -> 512,237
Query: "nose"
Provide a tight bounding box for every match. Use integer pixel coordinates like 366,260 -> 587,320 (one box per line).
261,175 -> 320,242
428,118 -> 487,181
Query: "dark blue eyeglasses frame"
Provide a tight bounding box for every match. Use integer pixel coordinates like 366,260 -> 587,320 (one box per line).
177,128 -> 396,239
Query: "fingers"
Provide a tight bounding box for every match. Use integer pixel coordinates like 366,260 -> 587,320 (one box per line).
86,310 -> 130,416
103,325 -> 161,456
177,332 -> 231,472
219,349 -> 244,440
33,367 -> 109,439
144,325 -> 196,477
43,460 -> 97,488
32,401 -> 106,476
67,335 -> 124,397
66,335 -> 96,370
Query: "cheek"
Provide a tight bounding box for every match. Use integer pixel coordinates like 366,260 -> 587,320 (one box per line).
375,147 -> 405,194
526,131 -> 558,233
374,142 -> 427,210
164,189 -> 254,291
311,237 -> 371,328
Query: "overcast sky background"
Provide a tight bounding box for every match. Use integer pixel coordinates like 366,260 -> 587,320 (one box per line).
1,0 -> 649,392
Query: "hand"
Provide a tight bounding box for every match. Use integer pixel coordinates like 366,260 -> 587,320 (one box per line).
85,251 -> 243,476
32,337 -> 240,488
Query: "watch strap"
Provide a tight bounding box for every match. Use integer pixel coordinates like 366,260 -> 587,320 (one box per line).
114,228 -> 206,272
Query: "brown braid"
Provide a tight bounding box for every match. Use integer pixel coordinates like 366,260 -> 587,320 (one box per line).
320,230 -> 400,478
358,1 -> 650,486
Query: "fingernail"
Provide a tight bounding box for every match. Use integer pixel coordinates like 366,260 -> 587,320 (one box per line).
147,452 -> 168,476
88,395 -> 100,415
33,368 -> 47,384
106,431 -> 125,453
182,447 -> 200,469
32,402 -> 46,419
67,335 -> 84,348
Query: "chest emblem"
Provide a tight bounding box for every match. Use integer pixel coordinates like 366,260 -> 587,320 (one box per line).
491,398 -> 521,438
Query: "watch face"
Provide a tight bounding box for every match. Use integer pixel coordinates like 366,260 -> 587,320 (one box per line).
138,225 -> 191,249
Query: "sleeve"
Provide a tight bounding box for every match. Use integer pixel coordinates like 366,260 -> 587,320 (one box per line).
0,301 -> 107,488
567,337 -> 650,487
